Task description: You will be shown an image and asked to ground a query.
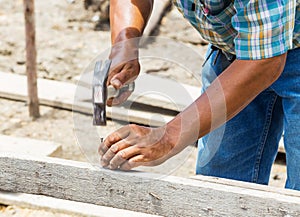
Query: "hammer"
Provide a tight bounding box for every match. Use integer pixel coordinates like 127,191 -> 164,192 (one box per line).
92,60 -> 135,126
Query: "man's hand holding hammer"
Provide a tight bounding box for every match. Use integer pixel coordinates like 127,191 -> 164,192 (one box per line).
98,0 -> 181,170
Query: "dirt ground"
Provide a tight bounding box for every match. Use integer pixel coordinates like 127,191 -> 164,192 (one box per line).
0,0 -> 287,216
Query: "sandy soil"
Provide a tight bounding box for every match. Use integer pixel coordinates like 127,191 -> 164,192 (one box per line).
0,0 -> 287,216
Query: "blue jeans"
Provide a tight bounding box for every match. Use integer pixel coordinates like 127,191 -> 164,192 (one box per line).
196,45 -> 300,190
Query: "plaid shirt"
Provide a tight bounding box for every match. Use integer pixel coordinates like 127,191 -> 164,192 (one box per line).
173,0 -> 300,60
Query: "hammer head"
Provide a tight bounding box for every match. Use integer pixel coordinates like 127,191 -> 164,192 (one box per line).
92,60 -> 111,126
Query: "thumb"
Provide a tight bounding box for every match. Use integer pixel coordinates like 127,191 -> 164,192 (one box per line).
110,77 -> 123,89
110,70 -> 129,89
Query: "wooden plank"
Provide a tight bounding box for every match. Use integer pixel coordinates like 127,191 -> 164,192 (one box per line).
131,74 -> 200,111
0,135 -> 61,157
191,175 -> 300,198
0,72 -> 174,126
75,72 -> 201,112
143,0 -> 171,37
0,191 -> 160,217
0,153 -> 300,216
23,0 -> 40,118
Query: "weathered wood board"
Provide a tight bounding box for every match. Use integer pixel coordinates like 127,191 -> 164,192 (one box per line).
0,134 -> 61,157
0,191 -> 160,217
0,153 -> 299,217
75,71 -> 201,112
0,72 -> 175,126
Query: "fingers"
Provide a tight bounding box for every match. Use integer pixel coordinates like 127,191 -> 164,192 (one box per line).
97,138 -> 109,157
98,124 -> 168,171
106,61 -> 138,106
106,90 -> 133,106
107,64 -> 123,88
98,127 -> 130,157
111,65 -> 138,88
108,60 -> 140,89
108,145 -> 140,170
100,139 -> 134,168
119,155 -> 144,171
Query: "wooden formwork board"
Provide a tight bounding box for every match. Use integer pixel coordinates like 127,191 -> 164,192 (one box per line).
74,71 -> 201,112
0,153 -> 299,217
0,134 -> 61,157
0,191 -> 160,217
0,72 -> 176,127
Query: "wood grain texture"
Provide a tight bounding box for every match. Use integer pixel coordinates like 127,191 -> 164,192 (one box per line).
0,153 -> 299,217
0,191 -> 161,217
23,0 -> 40,117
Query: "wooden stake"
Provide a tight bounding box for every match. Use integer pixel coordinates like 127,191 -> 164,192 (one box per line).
23,0 -> 40,118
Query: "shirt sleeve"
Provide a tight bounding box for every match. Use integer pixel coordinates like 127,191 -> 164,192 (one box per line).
232,0 -> 296,60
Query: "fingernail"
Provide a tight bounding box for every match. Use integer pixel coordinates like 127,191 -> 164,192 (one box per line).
101,160 -> 107,167
111,79 -> 122,88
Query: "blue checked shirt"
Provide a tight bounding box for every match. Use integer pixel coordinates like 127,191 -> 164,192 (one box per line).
173,0 -> 300,60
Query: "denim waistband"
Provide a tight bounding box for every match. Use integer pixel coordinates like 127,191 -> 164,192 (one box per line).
202,45 -> 236,67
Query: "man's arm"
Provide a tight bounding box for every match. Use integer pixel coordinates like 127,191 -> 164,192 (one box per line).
99,54 -> 287,170
110,0 -> 153,44
164,54 -> 287,155
107,0 -> 153,105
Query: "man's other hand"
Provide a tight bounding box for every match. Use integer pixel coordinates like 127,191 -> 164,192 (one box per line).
98,124 -> 175,170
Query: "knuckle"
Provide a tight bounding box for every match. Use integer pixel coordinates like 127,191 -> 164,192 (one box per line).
108,135 -> 117,143
102,155 -> 109,162
117,150 -> 126,159
132,157 -> 142,163
142,152 -> 150,160
110,145 -> 118,153
109,163 -> 117,170
98,150 -> 104,156
135,142 -> 145,149
142,149 -> 155,161
101,140 -> 108,148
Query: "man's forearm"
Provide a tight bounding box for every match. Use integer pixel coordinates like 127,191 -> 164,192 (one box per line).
165,54 -> 287,155
110,0 -> 153,44
107,0 -> 153,93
